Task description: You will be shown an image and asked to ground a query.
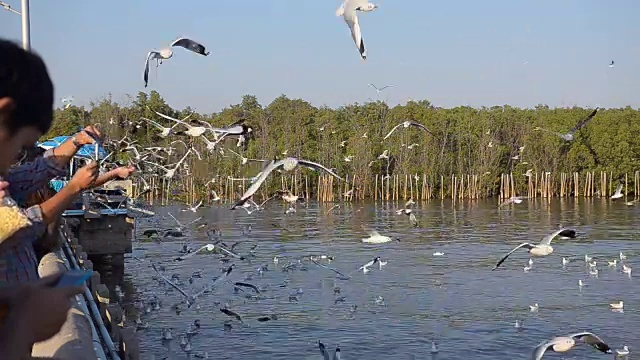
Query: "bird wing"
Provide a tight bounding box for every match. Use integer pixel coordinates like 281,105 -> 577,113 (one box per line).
143,51 -> 159,88
232,160 -> 284,209
311,259 -> 350,279
140,117 -> 168,131
493,243 -> 535,270
344,5 -> 366,60
409,121 -> 434,135
151,109 -> 192,128
217,124 -> 246,136
540,228 -> 575,245
569,332 -> 612,353
570,107 -> 599,133
171,37 -> 210,56
368,83 -> 379,91
234,282 -> 260,293
531,339 -> 558,360
319,342 -> 331,360
298,159 -> 345,181
379,85 -> 394,91
358,256 -> 379,270
167,212 -> 185,228
151,263 -> 191,299
383,122 -> 406,140
336,2 -> 346,17
220,308 -> 242,321
614,184 -> 623,196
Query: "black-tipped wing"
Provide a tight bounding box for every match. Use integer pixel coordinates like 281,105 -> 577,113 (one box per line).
232,160 -> 283,209
151,263 -> 190,299
570,107 -> 598,133
234,282 -> 260,293
171,37 -> 210,56
220,308 -> 242,321
493,243 -> 535,270
570,332 -> 612,353
298,159 -> 345,181
409,121 -> 433,135
311,259 -> 350,279
531,340 -> 557,360
540,228 -> 576,245
143,51 -> 158,88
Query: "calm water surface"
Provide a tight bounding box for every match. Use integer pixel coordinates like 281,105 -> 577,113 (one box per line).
123,199 -> 640,359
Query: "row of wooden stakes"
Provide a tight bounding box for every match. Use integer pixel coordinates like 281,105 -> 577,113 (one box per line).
131,171 -> 640,205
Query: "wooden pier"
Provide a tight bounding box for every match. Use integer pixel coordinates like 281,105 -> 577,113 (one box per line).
35,180 -> 140,359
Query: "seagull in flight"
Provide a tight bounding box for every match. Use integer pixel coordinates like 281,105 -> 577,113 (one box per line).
144,148 -> 193,179
148,109 -> 205,137
61,96 -> 74,109
383,120 -> 433,140
368,84 -> 394,96
143,37 -> 210,87
181,199 -> 203,213
336,0 -> 378,60
493,228 -> 577,270
231,157 -> 344,209
611,184 -> 624,199
532,332 -> 611,359
140,114 -> 189,138
534,108 -> 599,141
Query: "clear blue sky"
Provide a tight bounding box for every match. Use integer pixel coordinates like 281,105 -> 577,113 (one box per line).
1,0 -> 638,113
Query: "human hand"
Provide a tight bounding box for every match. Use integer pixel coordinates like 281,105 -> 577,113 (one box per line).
68,161 -> 99,192
0,181 -> 8,201
74,125 -> 103,146
1,274 -> 84,344
114,166 -> 136,180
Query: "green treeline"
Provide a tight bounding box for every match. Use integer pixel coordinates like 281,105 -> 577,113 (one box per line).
48,91 -> 640,198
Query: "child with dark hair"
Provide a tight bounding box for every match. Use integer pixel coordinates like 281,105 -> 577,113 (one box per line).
0,38 -> 85,359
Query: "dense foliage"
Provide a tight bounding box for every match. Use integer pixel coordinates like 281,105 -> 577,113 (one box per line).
49,91 -> 640,198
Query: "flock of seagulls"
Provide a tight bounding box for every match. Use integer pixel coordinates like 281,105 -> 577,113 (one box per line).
52,4 -> 623,358
85,98 -> 631,359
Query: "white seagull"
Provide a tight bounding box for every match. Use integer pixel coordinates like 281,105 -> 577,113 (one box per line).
534,108 -> 599,141
368,83 -> 394,96
336,0 -> 378,60
318,341 -> 340,360
609,60 -> 615,68
231,157 -> 344,209
362,230 -> 394,244
140,115 -> 185,138
143,37 -> 210,87
144,149 -> 193,179
531,332 -> 612,359
611,184 -> 624,199
182,200 -> 203,213
493,228 -> 577,270
383,120 -> 433,140
150,109 -> 205,137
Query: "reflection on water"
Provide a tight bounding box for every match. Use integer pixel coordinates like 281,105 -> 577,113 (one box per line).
119,199 -> 639,359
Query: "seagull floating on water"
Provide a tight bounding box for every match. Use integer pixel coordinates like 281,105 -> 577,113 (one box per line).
493,228 -> 577,270
610,301 -> 624,310
319,341 -> 341,360
336,0 -> 378,60
532,332 -> 612,359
